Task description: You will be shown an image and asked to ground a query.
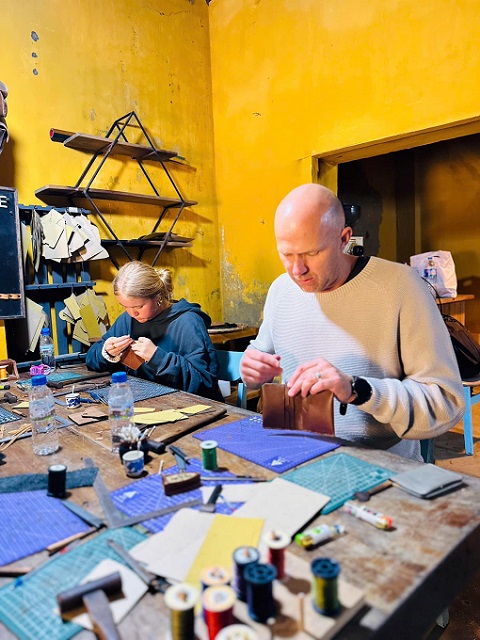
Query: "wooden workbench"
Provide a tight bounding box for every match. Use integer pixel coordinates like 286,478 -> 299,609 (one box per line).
1,374 -> 480,639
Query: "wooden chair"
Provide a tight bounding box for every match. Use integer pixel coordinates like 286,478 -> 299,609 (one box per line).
215,350 -> 247,409
462,375 -> 480,455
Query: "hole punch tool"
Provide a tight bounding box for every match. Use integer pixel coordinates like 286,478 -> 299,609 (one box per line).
199,484 -> 223,513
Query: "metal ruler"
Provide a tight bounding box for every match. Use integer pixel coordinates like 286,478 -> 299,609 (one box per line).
83,457 -> 202,529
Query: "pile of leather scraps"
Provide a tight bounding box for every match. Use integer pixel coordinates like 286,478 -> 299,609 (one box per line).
0,82 -> 8,154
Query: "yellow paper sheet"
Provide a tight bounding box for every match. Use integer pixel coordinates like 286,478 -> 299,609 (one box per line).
185,514 -> 264,592
79,303 -> 102,341
132,410 -> 187,425
179,404 -> 211,415
72,319 -> 91,346
64,293 -> 82,321
133,407 -> 155,414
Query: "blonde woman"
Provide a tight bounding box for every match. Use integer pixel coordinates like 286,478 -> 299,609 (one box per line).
86,261 -> 222,401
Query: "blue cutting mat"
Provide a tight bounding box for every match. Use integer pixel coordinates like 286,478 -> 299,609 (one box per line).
193,416 -> 339,473
281,452 -> 393,514
0,491 -> 91,565
0,527 -> 145,640
90,376 -> 177,403
111,458 -> 247,532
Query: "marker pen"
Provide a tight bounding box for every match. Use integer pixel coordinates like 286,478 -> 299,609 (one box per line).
343,500 -> 393,530
295,523 -> 345,549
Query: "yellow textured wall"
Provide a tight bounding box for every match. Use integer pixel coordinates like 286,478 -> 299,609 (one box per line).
209,0 -> 480,324
0,0 -> 221,359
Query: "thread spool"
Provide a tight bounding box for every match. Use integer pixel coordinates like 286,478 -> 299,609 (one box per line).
47,464 -> 67,499
165,583 -> 199,640
0,365 -> 8,380
200,565 -> 231,590
263,529 -> 290,580
243,562 -> 277,623
215,625 -> 258,640
233,546 -> 260,602
202,585 -> 236,640
201,440 -> 218,471
310,557 -> 341,616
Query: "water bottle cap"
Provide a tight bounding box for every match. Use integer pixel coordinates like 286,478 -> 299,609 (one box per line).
112,371 -> 128,384
31,374 -> 47,386
41,327 -> 51,336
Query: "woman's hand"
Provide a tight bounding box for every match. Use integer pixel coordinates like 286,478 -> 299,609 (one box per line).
105,334 -> 133,357
130,337 -> 157,363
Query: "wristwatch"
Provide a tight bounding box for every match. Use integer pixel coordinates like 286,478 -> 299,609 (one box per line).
350,376 -> 373,406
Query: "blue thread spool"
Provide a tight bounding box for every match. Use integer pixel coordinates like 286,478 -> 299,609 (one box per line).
243,562 -> 277,623
233,546 -> 260,602
311,557 -> 341,616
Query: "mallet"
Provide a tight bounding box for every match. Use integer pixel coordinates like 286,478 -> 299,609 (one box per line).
57,571 -> 123,640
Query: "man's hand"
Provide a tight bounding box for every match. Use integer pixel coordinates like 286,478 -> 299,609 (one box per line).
131,337 -> 157,364
287,357 -> 353,401
240,349 -> 283,387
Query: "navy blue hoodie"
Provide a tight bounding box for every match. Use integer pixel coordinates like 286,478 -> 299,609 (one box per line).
86,298 -> 223,401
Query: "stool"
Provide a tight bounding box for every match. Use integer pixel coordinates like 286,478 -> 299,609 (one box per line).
462,376 -> 480,455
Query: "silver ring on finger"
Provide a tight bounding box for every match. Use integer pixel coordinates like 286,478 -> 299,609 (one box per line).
314,371 -> 322,380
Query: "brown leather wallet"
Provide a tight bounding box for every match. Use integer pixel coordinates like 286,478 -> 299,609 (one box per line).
262,383 -> 334,435
120,346 -> 145,370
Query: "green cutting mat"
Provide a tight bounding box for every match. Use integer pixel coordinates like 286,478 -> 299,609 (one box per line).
0,527 -> 145,640
281,452 -> 393,514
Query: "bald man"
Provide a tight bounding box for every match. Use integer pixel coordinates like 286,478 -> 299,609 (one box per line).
240,184 -> 464,460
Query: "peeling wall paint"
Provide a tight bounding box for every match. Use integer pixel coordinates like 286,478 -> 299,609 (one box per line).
210,0 -> 480,325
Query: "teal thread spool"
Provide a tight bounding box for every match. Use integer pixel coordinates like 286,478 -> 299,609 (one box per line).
201,440 -> 218,471
311,557 -> 341,616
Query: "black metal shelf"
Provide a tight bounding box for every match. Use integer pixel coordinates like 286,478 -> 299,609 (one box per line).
35,111 -> 196,269
25,281 -> 96,291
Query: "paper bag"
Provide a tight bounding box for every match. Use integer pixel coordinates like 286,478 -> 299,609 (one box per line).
262,383 -> 334,435
410,250 -> 457,298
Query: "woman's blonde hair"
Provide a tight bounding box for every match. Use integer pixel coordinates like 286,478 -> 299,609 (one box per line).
112,261 -> 173,303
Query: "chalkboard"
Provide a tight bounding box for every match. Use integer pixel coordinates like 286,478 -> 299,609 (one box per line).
0,187 -> 25,319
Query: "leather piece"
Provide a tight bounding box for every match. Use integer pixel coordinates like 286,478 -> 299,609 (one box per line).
120,346 -> 144,370
262,383 -> 334,435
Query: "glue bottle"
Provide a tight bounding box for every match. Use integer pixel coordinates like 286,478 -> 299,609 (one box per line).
108,371 -> 134,453
39,327 -> 56,374
29,374 -> 58,455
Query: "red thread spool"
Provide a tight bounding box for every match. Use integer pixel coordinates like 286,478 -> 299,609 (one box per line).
202,585 -> 236,640
264,530 -> 290,580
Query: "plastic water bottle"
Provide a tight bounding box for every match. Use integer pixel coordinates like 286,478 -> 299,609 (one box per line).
108,371 -> 134,453
39,327 -> 56,374
29,374 -> 58,455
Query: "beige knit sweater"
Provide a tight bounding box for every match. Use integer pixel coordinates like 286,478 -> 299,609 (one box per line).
248,257 -> 465,461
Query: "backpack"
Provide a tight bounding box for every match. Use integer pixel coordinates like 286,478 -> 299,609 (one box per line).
442,313 -> 480,379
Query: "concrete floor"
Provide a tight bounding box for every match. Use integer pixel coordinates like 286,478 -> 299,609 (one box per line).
425,401 -> 480,639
